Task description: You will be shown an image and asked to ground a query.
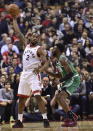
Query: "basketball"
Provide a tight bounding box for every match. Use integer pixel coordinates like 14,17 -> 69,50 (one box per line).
8,4 -> 20,17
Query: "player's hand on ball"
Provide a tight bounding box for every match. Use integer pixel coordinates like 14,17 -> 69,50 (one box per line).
7,4 -> 20,18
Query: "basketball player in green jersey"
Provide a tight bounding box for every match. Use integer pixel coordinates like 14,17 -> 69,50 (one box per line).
46,44 -> 80,127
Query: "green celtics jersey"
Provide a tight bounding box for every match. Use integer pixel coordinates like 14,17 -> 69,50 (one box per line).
56,55 -> 78,82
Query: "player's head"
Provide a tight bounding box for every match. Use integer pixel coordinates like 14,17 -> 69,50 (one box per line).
52,43 -> 65,58
27,32 -> 39,46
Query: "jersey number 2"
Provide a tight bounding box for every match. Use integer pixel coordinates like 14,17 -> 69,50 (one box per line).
26,54 -> 35,61
26,55 -> 30,61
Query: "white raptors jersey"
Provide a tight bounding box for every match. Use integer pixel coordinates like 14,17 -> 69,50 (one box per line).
23,45 -> 41,70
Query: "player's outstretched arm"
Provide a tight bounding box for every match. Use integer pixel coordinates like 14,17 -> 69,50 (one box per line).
33,47 -> 49,74
36,47 -> 61,78
13,18 -> 26,46
46,69 -> 61,78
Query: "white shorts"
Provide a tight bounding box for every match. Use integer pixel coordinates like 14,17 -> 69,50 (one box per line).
18,70 -> 42,97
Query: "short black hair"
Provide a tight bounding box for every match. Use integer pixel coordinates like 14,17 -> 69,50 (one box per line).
56,43 -> 65,52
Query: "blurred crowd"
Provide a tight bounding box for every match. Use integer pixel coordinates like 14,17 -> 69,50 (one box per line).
0,0 -> 93,123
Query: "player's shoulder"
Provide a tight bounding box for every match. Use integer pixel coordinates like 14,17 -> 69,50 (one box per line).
26,44 -> 30,48
37,46 -> 46,57
25,44 -> 40,48
36,45 -> 41,50
37,45 -> 43,52
36,45 -> 42,57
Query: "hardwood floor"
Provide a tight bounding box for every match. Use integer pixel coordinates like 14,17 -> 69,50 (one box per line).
1,121 -> 93,131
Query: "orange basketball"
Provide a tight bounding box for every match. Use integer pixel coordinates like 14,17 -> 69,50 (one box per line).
8,4 -> 20,17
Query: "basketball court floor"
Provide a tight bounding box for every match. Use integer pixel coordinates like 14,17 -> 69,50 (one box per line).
1,121 -> 93,131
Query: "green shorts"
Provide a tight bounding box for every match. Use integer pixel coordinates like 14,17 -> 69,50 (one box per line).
60,74 -> 80,95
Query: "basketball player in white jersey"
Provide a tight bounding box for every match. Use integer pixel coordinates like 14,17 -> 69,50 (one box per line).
12,18 -> 50,128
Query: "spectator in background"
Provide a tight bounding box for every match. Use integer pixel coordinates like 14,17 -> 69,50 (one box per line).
42,76 -> 53,98
0,33 -> 8,61
0,82 -> 14,123
0,74 -> 6,89
0,11 -> 8,40
88,73 -> 93,118
0,37 -> 20,68
75,23 -> 84,39
1,37 -> 19,55
0,33 -> 8,50
87,46 -> 93,72
23,96 -> 43,122
59,17 -> 69,32
12,57 -> 22,74
62,23 -> 75,45
42,76 -> 53,120
79,31 -> 93,47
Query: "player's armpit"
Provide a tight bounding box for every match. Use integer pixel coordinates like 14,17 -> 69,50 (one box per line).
46,70 -> 61,78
